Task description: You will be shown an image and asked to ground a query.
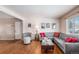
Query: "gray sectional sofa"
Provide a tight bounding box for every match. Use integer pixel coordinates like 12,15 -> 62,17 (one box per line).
39,32 -> 79,54
54,33 -> 79,54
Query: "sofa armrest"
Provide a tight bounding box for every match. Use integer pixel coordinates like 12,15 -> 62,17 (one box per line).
65,42 -> 79,54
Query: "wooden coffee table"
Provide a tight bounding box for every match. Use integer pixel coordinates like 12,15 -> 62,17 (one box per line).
41,39 -> 54,53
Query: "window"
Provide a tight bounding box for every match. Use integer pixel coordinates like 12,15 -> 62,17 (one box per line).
66,16 -> 79,35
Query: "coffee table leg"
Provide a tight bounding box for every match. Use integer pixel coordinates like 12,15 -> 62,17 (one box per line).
45,49 -> 47,53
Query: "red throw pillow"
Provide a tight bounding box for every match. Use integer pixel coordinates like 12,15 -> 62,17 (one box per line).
65,38 -> 72,42
71,38 -> 78,42
40,32 -> 46,37
65,37 -> 78,42
54,32 -> 60,37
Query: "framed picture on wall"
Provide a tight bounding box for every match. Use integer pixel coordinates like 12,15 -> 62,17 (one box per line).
52,23 -> 56,29
28,23 -> 31,28
46,23 -> 50,28
41,23 -> 45,29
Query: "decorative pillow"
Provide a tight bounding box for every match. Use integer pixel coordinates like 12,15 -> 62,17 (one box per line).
54,32 -> 60,38
46,32 -> 53,37
59,33 -> 66,40
65,37 -> 72,42
40,32 -> 46,37
71,38 -> 78,42
65,37 -> 78,42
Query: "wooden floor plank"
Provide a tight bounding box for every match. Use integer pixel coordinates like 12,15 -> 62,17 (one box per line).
0,40 -> 62,54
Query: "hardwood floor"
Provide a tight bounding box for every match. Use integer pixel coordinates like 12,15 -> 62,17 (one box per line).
0,40 -> 41,54
0,40 -> 63,54
53,43 -> 63,54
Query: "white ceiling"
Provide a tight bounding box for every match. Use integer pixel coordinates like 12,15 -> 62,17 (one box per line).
0,11 -> 13,18
3,5 -> 77,19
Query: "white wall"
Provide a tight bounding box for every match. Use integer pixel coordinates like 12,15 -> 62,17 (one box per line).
23,17 -> 36,34
0,18 -> 15,40
23,16 -> 59,34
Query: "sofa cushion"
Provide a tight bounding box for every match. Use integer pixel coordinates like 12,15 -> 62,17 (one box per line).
65,37 -> 78,42
45,32 -> 53,38
66,34 -> 79,42
59,33 -> 67,40
72,38 -> 78,42
65,37 -> 72,42
54,32 -> 60,37
40,32 -> 46,37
